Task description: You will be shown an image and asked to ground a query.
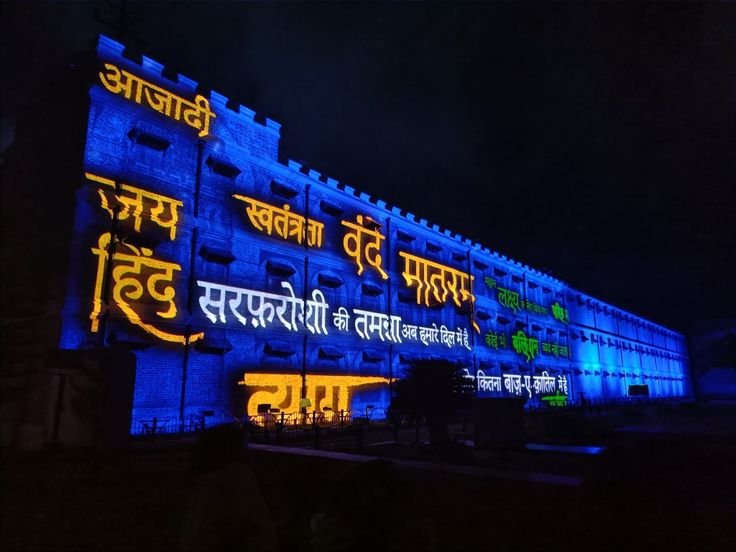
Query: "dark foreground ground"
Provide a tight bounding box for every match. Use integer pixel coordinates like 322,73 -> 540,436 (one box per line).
2,400 -> 735,551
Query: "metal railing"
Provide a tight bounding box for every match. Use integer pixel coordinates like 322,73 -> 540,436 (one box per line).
246,407 -> 390,429
129,408 -> 400,449
131,415 -> 205,437
244,409 -> 401,449
129,396 -> 685,443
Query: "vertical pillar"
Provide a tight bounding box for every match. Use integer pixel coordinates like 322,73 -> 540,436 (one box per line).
300,185 -> 311,416
180,139 -> 204,425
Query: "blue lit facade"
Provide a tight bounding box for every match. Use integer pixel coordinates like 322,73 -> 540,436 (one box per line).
58,35 -> 689,430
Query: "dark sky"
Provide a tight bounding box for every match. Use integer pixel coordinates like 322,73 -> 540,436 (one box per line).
2,1 -> 735,333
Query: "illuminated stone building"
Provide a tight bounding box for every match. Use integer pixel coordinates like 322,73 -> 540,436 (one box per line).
1,35 -> 689,440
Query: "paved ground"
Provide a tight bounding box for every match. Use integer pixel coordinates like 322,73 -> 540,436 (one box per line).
2,400 -> 734,551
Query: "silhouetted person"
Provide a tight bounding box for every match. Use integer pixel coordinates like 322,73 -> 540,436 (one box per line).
310,459 -> 437,552
179,423 -> 276,552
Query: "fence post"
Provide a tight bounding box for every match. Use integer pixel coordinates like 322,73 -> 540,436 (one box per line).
152,417 -> 158,440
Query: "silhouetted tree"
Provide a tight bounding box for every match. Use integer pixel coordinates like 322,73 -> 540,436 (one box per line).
390,358 -> 474,446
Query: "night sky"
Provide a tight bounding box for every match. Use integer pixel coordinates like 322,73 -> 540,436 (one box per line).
2,2 -> 734,333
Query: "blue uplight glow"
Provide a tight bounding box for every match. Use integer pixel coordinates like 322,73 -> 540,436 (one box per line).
57,35 -> 690,433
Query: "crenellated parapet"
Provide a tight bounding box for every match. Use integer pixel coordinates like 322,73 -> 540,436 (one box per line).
97,34 -> 281,159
